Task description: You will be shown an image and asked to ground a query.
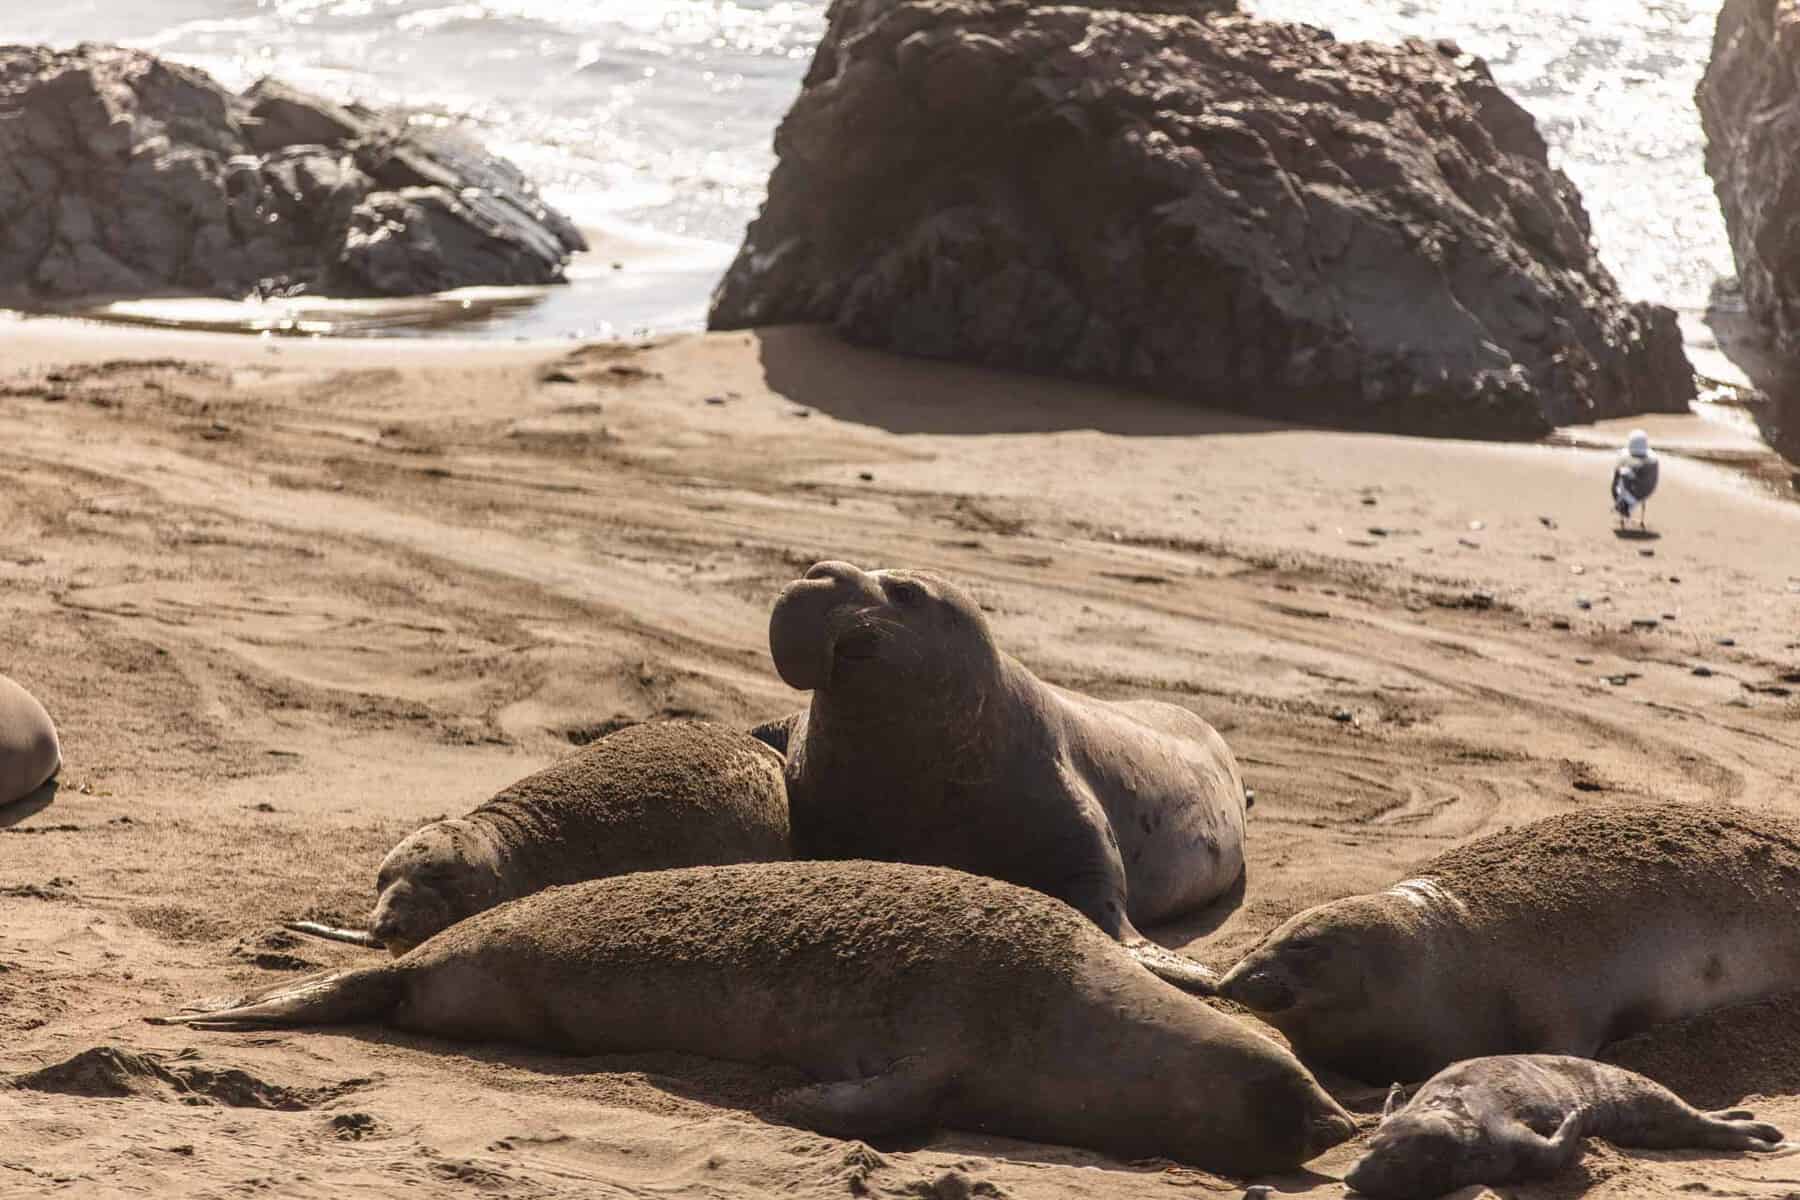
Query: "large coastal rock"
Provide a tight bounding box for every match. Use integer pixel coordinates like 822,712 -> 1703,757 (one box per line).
1700,2 -> 1800,365
712,2 -> 1693,437
0,45 -> 585,301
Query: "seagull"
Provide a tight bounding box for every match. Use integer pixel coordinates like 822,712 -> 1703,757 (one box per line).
1611,429 -> 1658,529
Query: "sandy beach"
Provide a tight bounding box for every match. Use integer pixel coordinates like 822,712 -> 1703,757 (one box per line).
1,318 -> 1798,1198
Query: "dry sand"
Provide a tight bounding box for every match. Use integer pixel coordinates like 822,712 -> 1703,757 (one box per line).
0,319 -> 1797,1198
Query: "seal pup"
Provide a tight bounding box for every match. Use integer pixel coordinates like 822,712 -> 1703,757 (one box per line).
1219,803 -> 1800,1082
766,561 -> 1249,993
347,720 -> 789,954
1344,1055 -> 1783,1199
0,673 -> 60,806
156,860 -> 1354,1174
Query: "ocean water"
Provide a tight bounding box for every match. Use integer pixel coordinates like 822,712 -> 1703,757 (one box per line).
0,0 -> 1735,340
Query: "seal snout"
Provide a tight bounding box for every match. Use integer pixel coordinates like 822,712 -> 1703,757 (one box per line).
1218,962 -> 1295,1014
1311,1107 -> 1359,1159
769,560 -> 880,691
804,560 -> 866,584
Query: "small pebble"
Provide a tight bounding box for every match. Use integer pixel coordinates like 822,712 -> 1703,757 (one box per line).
1669,576 -> 1681,584
1331,709 -> 1355,723
1469,591 -> 1496,609
1368,527 -> 1391,537
1692,666 -> 1715,678
1718,637 -> 1738,647
1361,496 -> 1378,506
1575,656 -> 1596,665
1571,564 -> 1586,576
704,395 -> 728,405
1575,598 -> 1592,610
1639,548 -> 1656,557
1469,520 -> 1485,531
1458,537 -> 1481,549
1631,618 -> 1660,630
858,471 -> 874,482
1539,515 -> 1557,529
1551,618 -> 1571,631
1662,612 -> 1677,621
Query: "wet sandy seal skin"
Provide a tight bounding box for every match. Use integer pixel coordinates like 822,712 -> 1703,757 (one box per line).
154,860 -> 1354,1175
0,673 -> 60,806
763,561 -> 1247,993
1219,803 -> 1800,1082
365,720 -> 790,953
1345,1054 -> 1784,1199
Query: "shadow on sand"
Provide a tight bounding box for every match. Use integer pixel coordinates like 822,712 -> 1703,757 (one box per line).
1612,527 -> 1662,542
755,324 -> 1298,438
1,777 -> 57,828
1703,280 -> 1797,460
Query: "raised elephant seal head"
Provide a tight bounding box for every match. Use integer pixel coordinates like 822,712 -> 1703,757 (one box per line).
767,561 -> 998,700
368,818 -> 509,955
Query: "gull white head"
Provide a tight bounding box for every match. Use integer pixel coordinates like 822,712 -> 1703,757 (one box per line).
1625,429 -> 1651,459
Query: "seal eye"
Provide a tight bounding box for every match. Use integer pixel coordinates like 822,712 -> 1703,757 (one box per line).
887,579 -> 926,607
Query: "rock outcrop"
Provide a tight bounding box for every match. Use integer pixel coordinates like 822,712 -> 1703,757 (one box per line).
0,44 -> 585,302
1700,2 -> 1800,368
712,1 -> 1693,437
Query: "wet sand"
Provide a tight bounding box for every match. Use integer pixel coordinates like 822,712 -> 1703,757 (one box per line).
1,321 -> 1797,1198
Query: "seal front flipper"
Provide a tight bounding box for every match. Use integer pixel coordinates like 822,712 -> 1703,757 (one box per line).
282,920 -> 384,949
1508,1109 -> 1590,1179
776,1056 -> 950,1139
1126,939 -> 1219,995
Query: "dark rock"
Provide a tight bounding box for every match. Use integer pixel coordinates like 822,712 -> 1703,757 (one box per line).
1699,4 -> 1800,369
712,2 -> 1693,437
242,77 -> 367,153
0,44 -> 585,302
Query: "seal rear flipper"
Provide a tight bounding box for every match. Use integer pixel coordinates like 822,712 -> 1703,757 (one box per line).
146,965 -> 401,1030
776,1056 -> 949,1139
747,711 -> 802,758
1697,1111 -> 1786,1151
1128,939 -> 1219,996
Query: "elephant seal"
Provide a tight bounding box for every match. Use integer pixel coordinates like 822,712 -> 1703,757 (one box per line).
0,673 -> 59,806
1219,803 -> 1800,1083
155,860 -> 1354,1174
767,561 -> 1247,993
359,720 -> 789,954
1345,1055 -> 1784,1199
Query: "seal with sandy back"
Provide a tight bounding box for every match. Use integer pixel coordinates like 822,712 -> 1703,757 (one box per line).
337,720 -> 789,954
0,673 -> 60,806
1218,803 -> 1800,1083
1344,1054 -> 1784,1199
157,860 -> 1354,1174
763,561 -> 1247,993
